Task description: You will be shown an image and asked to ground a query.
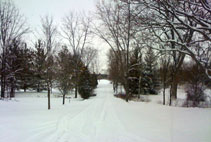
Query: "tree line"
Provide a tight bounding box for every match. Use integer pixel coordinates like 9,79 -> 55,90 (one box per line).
0,0 -> 210,108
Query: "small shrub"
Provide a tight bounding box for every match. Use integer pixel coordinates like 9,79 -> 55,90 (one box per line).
78,85 -> 93,99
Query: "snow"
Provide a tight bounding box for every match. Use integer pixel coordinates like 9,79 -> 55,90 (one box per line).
0,80 -> 211,142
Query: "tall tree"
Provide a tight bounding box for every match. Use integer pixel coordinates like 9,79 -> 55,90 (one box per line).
128,47 -> 143,97
33,40 -> 46,92
142,46 -> 159,95
107,49 -> 125,93
62,12 -> 92,98
56,46 -> 74,105
41,16 -> 57,109
6,39 -> 22,98
16,43 -> 34,92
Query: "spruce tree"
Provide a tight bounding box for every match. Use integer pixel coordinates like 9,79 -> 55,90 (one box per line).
33,40 -> 46,92
128,48 -> 142,95
78,66 -> 93,99
142,47 -> 159,94
16,43 -> 35,92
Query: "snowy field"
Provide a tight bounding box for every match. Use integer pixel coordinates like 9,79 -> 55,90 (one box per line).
0,80 -> 211,142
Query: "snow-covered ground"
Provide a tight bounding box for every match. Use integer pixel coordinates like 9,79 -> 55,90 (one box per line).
0,80 -> 211,142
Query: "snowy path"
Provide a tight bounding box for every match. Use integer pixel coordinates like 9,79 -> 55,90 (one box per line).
0,80 -> 211,142
28,81 -> 142,142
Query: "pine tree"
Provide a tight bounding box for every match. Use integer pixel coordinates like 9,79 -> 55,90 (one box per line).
16,43 -> 35,92
33,40 -> 46,92
142,47 -> 159,95
128,48 -> 142,95
56,46 -> 74,105
6,39 -> 22,98
78,66 -> 93,99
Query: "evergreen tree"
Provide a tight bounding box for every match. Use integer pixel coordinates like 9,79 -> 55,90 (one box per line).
6,39 -> 22,97
33,40 -> 46,92
142,47 -> 159,95
78,66 -> 93,99
128,48 -> 142,95
56,46 -> 74,105
16,43 -> 35,92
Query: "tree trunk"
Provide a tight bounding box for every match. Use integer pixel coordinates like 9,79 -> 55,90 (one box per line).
63,94 -> 65,105
10,84 -> 15,98
125,78 -> 129,102
37,83 -> 40,92
169,53 -> 185,106
138,76 -> 141,99
48,85 -> 50,110
163,72 -> 167,105
170,82 -> 178,100
1,75 -> 5,98
75,85 -> 78,98
125,1 -> 131,102
163,84 -> 166,105
170,76 -> 178,106
1,53 -> 5,98
75,71 -> 78,98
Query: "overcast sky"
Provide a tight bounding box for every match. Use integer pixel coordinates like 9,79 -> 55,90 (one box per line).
15,0 -> 96,28
14,0 -> 109,73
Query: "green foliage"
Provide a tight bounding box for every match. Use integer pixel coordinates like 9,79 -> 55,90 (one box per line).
78,66 -> 93,99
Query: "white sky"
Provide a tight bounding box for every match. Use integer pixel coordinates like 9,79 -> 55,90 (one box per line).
15,0 -> 96,28
14,0 -> 109,73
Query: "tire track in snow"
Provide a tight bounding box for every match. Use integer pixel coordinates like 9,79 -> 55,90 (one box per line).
25,99 -> 95,142
38,96 -> 103,142
49,84 -> 111,142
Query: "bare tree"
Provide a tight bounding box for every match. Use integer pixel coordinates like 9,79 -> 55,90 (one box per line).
96,0 -> 138,101
41,15 -> 57,109
107,49 -> 125,94
129,0 -> 211,104
62,12 -> 92,98
160,0 -> 211,80
90,51 -> 100,74
82,46 -> 98,68
0,1 -> 28,98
